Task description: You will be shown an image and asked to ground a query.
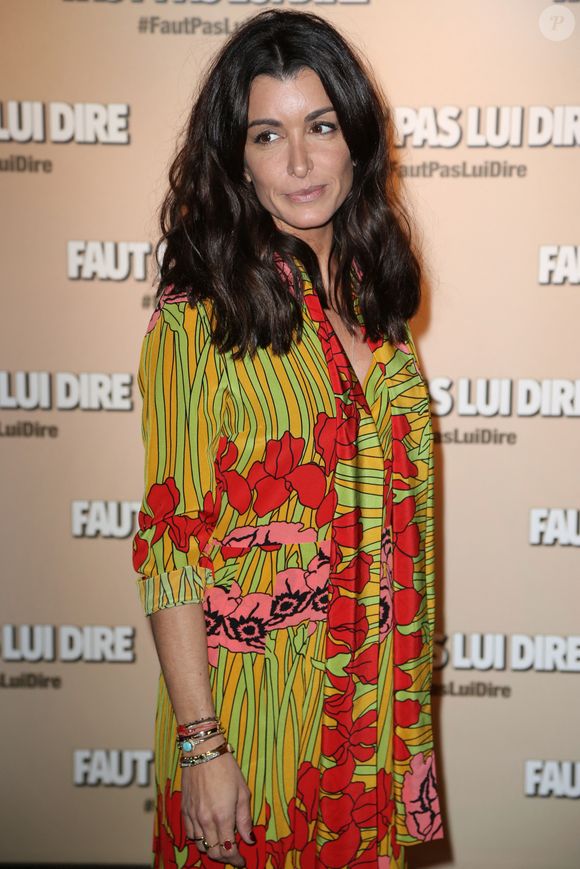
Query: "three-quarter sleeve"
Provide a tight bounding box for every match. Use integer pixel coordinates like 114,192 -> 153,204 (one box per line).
132,300 -> 226,616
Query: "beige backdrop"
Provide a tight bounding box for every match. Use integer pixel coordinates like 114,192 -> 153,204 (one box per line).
1,1 -> 579,867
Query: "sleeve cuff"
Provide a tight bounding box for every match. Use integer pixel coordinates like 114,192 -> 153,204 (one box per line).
137,564 -> 207,616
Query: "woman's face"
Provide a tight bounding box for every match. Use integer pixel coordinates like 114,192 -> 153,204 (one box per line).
243,67 -> 354,236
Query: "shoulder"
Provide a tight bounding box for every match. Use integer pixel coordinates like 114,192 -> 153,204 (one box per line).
144,284 -> 215,337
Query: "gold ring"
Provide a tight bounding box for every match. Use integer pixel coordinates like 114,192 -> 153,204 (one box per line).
201,837 -> 232,850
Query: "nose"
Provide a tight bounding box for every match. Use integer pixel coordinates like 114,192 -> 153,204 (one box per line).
287,135 -> 313,178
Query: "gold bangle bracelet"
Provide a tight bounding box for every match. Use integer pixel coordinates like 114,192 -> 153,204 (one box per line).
179,741 -> 234,768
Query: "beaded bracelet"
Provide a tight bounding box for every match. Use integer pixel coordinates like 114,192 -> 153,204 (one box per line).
179,741 -> 234,768
177,725 -> 225,753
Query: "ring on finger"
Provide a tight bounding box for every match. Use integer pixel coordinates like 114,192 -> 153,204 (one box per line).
202,837 -> 233,851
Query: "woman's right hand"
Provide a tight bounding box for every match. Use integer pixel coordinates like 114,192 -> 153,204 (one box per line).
181,739 -> 255,867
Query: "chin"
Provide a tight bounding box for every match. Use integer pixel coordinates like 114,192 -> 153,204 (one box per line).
277,209 -> 335,231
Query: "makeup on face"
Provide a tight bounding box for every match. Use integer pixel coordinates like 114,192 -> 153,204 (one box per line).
243,68 -> 354,244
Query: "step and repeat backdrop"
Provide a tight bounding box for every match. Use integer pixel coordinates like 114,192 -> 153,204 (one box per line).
1,1 -> 578,867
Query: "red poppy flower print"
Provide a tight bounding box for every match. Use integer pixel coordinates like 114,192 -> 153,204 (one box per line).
314,412 -> 338,474
134,476 -> 218,565
322,708 -> 377,793
268,833 -> 296,869
376,768 -> 395,839
319,822 -> 361,868
286,796 -> 312,852
296,761 -> 320,823
236,821 -> 269,869
332,506 -> 363,551
393,733 -> 411,761
337,399 -> 360,456
394,665 -> 414,691
324,672 -> 355,721
328,594 -> 369,652
320,780 -> 376,836
132,533 -> 148,572
161,780 -> 187,850
170,490 -> 218,552
395,698 -> 422,727
394,586 -> 422,626
302,291 -> 327,325
393,628 -> 424,666
315,406 -> 358,469
248,432 -> 326,516
392,415 -> 418,478
316,487 -> 337,530
332,551 -> 372,594
216,437 -> 252,514
344,644 -> 378,685
392,492 -> 420,589
137,477 -> 181,542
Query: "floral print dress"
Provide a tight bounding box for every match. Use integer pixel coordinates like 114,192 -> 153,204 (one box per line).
132,260 -> 443,868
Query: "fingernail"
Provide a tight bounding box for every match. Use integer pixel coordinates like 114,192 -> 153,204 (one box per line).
249,831 -> 256,844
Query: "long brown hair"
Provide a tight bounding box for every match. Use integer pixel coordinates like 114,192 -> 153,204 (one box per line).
156,9 -> 422,359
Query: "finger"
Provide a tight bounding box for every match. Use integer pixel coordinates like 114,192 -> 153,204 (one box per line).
202,821 -> 244,868
189,818 -> 206,851
235,789 -> 255,846
198,819 -> 220,859
181,806 -> 195,843
215,827 -> 245,868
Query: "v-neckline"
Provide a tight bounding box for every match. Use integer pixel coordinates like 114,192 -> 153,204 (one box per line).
297,263 -> 378,401
321,308 -> 375,397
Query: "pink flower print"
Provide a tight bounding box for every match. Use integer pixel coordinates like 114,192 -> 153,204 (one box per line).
223,591 -> 273,653
144,284 -> 189,334
204,582 -> 273,663
380,527 -> 394,639
270,550 -> 330,630
203,582 -> 243,667
269,568 -> 314,628
401,752 -> 443,841
221,520 -> 317,558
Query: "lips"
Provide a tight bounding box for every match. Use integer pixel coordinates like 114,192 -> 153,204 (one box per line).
286,185 -> 326,202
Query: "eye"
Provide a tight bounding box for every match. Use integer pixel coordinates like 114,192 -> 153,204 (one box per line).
311,121 -> 337,135
253,129 -> 280,145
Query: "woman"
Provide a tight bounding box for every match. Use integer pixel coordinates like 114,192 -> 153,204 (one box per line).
132,9 -> 443,869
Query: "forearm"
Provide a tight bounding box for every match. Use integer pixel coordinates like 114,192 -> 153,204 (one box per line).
149,603 -> 216,725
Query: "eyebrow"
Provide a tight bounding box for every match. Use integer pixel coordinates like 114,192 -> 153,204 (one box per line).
247,105 -> 336,129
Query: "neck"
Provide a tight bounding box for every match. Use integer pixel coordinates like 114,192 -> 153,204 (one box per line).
304,226 -> 334,291
274,217 -> 335,293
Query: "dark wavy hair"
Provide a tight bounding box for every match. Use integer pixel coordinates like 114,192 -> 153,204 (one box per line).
156,9 -> 422,358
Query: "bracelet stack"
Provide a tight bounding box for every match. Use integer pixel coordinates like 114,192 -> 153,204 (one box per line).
176,715 -> 234,768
